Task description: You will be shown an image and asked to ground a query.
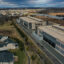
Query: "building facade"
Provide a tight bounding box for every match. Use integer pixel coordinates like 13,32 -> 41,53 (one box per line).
37,25 -> 64,55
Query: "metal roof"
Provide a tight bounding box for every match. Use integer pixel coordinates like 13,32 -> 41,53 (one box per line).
20,17 -> 42,23
28,16 -> 42,22
0,36 -> 17,48
38,26 -> 64,44
52,25 -> 64,31
0,51 -> 13,62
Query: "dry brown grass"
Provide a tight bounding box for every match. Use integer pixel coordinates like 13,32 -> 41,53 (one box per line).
48,12 -> 64,16
0,21 -> 21,39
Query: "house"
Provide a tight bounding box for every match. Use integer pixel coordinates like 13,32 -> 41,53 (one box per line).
0,36 -> 18,51
0,51 -> 14,64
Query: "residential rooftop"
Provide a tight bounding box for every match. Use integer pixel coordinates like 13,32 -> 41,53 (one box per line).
0,36 -> 18,51
0,51 -> 13,62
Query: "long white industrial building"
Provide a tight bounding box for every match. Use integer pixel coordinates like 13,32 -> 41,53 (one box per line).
17,17 -> 46,33
17,16 -> 58,33
37,25 -> 64,55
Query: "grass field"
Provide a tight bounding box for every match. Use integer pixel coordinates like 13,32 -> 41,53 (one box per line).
14,49 -> 26,64
10,49 -> 26,64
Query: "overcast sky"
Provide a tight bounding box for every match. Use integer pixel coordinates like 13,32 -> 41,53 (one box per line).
0,0 -> 64,8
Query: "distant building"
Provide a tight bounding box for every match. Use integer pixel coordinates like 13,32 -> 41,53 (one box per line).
31,14 -> 64,20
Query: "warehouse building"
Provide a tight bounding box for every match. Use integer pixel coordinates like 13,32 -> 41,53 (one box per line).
27,16 -> 49,26
18,17 -> 56,33
19,17 -> 43,32
37,25 -> 64,55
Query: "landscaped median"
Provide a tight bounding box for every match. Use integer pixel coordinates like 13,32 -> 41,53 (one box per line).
12,20 -> 54,64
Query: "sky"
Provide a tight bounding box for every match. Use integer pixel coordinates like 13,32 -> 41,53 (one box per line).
0,0 -> 64,8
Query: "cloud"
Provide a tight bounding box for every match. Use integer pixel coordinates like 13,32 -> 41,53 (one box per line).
0,0 -> 15,7
0,0 -> 64,7
27,0 -> 64,7
0,0 -> 20,7
45,1 -> 64,7
28,0 -> 52,4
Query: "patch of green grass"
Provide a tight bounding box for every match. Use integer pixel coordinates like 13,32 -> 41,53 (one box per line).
14,49 -> 26,64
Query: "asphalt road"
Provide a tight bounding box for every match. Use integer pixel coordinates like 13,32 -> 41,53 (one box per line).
16,21 -> 64,64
